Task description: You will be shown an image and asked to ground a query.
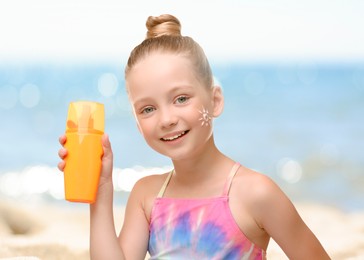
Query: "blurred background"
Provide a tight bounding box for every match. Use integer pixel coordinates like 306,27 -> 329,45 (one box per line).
0,0 -> 363,212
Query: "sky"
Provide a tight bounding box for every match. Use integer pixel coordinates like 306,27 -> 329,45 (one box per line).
1,0 -> 364,64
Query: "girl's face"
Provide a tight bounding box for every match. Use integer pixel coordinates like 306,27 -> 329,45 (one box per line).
126,52 -> 222,161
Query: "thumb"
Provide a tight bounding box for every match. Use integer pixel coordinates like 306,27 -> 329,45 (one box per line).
100,133 -> 114,177
101,133 -> 113,161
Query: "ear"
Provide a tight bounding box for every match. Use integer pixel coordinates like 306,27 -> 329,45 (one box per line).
211,86 -> 224,117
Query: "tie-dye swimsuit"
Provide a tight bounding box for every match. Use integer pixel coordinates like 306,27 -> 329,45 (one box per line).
148,163 -> 266,259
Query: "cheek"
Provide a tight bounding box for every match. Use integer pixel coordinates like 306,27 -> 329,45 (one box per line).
183,106 -> 201,126
135,118 -> 152,138
189,103 -> 212,127
198,107 -> 212,126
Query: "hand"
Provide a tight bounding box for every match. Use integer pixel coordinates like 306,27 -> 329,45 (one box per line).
58,133 -> 114,184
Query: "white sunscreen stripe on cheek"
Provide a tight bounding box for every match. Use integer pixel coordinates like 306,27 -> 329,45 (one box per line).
198,107 -> 212,126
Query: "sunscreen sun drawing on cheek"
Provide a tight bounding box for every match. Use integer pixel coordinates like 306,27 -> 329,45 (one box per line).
198,107 -> 212,126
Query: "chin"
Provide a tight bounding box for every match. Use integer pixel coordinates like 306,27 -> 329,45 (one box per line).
157,149 -> 192,161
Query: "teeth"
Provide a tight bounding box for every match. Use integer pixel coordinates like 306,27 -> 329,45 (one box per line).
163,131 -> 185,141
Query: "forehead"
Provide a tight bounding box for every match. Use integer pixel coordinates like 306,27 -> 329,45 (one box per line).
128,52 -> 195,82
126,52 -> 201,98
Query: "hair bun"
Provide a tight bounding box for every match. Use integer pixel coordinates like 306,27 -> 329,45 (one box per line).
146,14 -> 181,39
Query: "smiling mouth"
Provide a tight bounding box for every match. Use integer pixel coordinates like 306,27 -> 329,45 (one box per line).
161,131 -> 189,141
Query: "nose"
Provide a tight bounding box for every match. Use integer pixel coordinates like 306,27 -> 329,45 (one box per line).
159,107 -> 178,128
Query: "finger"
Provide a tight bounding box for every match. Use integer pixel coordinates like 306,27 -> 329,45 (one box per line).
58,148 -> 68,159
59,135 -> 67,146
58,161 -> 65,172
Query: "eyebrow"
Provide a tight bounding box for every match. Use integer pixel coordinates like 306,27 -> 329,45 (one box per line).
133,85 -> 195,108
132,97 -> 152,109
169,85 -> 195,94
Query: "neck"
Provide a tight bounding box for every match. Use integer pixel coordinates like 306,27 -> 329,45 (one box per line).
171,136 -> 231,184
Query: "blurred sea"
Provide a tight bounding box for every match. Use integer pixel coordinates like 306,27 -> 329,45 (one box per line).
0,62 -> 363,211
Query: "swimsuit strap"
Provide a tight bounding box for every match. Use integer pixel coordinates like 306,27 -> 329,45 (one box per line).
157,163 -> 240,198
157,169 -> 174,198
222,162 -> 241,196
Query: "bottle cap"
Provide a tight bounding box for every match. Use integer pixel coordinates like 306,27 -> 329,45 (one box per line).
66,101 -> 104,134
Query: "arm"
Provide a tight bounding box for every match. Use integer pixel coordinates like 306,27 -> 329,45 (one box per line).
118,178 -> 150,259
59,134 -> 124,260
90,181 -> 125,260
89,135 -> 123,259
59,134 -> 149,259
89,134 -> 125,260
90,134 -> 149,260
254,176 -> 330,260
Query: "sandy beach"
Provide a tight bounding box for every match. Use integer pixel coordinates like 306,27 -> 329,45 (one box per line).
0,199 -> 363,260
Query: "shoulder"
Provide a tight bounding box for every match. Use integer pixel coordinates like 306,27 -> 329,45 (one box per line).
128,171 -> 170,219
231,165 -> 330,259
231,165 -> 294,223
233,165 -> 281,200
131,171 -> 169,198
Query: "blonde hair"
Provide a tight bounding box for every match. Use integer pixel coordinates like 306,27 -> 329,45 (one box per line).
125,14 -> 213,89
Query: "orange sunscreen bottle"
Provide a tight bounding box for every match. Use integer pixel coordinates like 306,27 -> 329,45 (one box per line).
64,101 -> 104,203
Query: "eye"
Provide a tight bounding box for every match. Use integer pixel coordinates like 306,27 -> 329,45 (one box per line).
175,95 -> 190,104
141,106 -> 155,114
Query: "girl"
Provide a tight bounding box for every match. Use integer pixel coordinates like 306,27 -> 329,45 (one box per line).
58,14 -> 330,260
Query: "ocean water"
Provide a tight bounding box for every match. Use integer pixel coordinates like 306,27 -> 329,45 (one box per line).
0,62 -> 363,211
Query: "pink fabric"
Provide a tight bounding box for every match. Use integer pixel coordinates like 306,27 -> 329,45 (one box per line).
148,163 -> 266,259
